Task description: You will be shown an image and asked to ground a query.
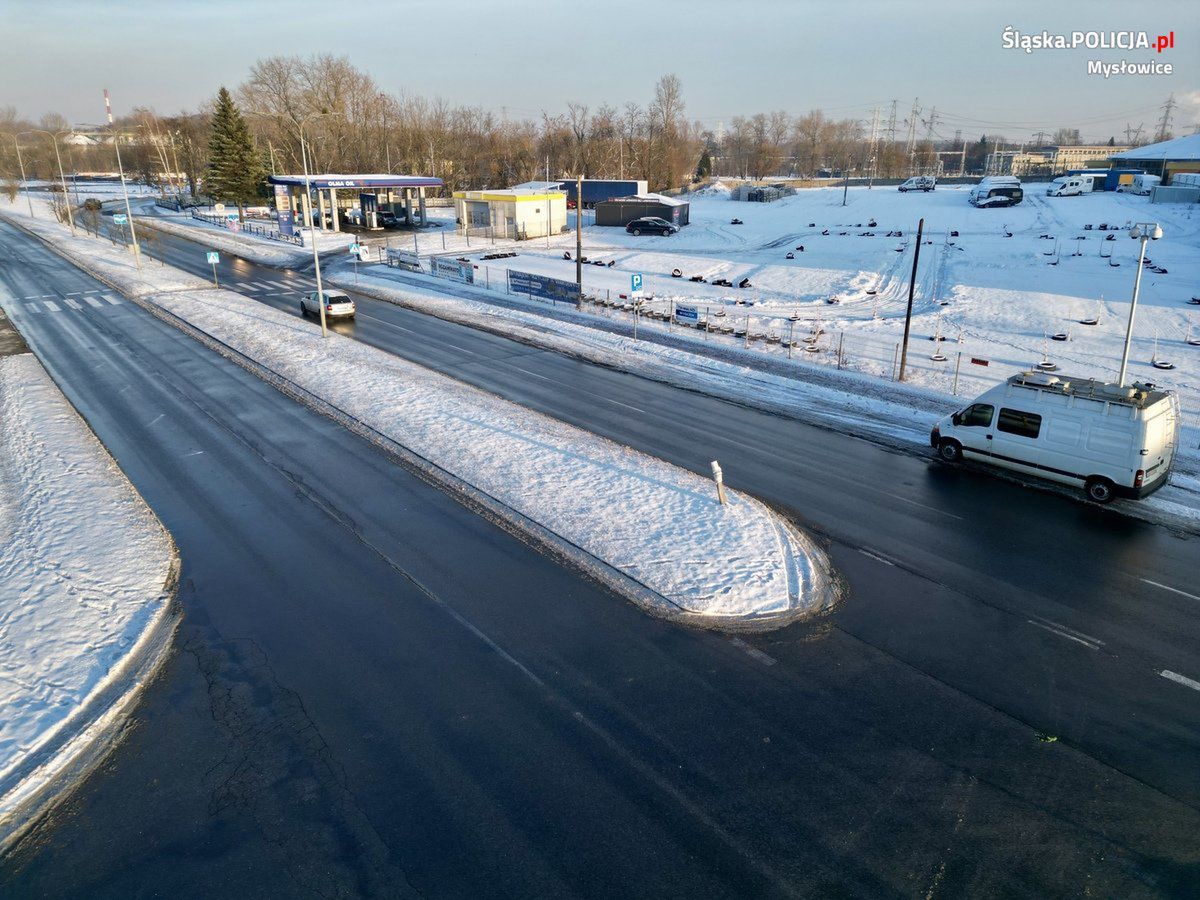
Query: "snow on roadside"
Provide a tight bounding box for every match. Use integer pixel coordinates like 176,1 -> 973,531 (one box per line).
0,352 -> 177,849
2,205 -> 836,625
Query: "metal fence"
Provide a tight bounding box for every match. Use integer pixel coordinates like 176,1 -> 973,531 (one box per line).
190,208 -> 303,245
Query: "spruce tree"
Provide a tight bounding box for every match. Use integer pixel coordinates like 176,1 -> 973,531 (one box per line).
695,148 -> 712,181
206,87 -> 264,221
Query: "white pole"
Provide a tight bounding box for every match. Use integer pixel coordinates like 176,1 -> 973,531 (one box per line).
1118,234 -> 1149,386
301,121 -> 328,338
10,135 -> 34,218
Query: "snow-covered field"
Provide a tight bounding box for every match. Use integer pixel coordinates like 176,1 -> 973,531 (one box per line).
2,202 -> 835,625
0,352 -> 176,850
438,184 -> 1200,420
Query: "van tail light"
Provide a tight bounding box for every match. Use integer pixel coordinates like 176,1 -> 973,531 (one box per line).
1134,469 -> 1145,488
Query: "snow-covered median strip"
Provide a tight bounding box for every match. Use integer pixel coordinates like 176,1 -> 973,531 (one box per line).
5,207 -> 836,627
0,353 -> 178,853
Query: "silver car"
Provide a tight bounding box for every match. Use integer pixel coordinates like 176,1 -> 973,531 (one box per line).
301,290 -> 356,320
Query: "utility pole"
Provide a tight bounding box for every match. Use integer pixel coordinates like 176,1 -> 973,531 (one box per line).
897,218 -> 924,382
575,174 -> 583,309
105,89 -> 141,270
886,99 -> 898,145
33,130 -> 75,234
7,135 -> 34,217
1118,223 -> 1162,386
905,98 -> 920,175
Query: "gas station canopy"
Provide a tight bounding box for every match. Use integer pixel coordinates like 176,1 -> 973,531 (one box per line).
267,174 -> 443,190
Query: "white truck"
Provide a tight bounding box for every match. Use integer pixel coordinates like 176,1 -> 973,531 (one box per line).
930,371 -> 1179,503
1120,173 -> 1161,195
1047,174 -> 1097,197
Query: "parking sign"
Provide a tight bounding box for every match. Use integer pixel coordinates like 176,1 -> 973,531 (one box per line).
631,273 -> 643,296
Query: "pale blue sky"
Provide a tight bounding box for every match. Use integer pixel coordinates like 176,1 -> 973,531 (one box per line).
4,0 -> 1197,141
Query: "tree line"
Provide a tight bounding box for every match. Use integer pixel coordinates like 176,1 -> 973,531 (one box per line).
0,54 -> 1146,205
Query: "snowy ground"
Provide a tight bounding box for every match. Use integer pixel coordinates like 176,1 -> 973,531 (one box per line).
0,352 -> 177,850
2,201 -> 835,626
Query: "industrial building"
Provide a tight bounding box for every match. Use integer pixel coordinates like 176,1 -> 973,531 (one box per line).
594,194 -> 690,227
452,182 -> 567,240
730,183 -> 794,202
267,173 -> 443,235
1110,134 -> 1200,183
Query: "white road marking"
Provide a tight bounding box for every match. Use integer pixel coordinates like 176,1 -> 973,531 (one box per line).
65,291 -> 82,296
858,548 -> 896,567
43,300 -> 60,312
83,289 -> 100,294
25,303 -> 42,314
729,637 -> 777,666
1141,578 -> 1200,602
266,280 -> 292,289
509,364 -> 646,413
238,282 -> 260,291
1160,670 -> 1200,692
877,489 -> 964,520
64,298 -> 83,310
1026,617 -> 1102,650
182,450 -> 205,458
102,294 -> 122,305
147,413 -> 165,426
85,296 -> 104,307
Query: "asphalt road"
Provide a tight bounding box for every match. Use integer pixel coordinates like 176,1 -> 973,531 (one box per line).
0,217 -> 1197,897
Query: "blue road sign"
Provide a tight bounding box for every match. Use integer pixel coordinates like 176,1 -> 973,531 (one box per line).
113,213 -> 128,225
675,305 -> 699,323
206,251 -> 219,264
631,273 -> 643,294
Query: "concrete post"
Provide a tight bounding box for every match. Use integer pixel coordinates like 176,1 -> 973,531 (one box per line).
418,187 -> 427,226
329,187 -> 340,232
404,188 -> 414,226
300,190 -> 313,243
316,189 -> 327,231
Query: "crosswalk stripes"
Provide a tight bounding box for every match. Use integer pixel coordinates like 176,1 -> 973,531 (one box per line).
85,297 -> 104,308
64,298 -> 83,310
238,283 -> 260,292
43,300 -> 60,312
266,280 -> 293,290
102,294 -> 122,305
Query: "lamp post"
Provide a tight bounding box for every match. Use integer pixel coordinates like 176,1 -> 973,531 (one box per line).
1118,222 -> 1163,386
7,134 -> 34,217
299,112 -> 333,338
104,90 -> 142,269
30,130 -> 75,234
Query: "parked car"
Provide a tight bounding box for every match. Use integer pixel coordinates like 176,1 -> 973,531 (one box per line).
301,289 -> 356,320
968,176 -> 1024,207
377,210 -> 399,228
930,371 -> 1179,503
625,217 -> 678,236
898,176 -> 936,192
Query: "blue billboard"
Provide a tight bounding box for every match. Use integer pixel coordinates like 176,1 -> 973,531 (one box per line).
274,185 -> 294,236
507,270 -> 580,304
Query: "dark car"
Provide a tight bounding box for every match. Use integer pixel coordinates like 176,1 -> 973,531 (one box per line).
377,210 -> 400,228
625,217 -> 678,236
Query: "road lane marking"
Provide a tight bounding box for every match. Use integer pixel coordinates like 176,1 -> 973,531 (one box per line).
65,291 -> 82,296
876,490 -> 964,520
1160,670 -> 1200,692
85,297 -> 104,307
858,548 -> 897,566
1141,578 -> 1200,602
83,289 -> 100,294
238,282 -> 260,291
147,413 -> 164,426
64,298 -> 83,310
729,637 -> 777,666
102,294 -> 122,305
1026,618 -> 1102,650
182,450 -> 205,458
43,300 -> 60,312
508,364 -> 646,413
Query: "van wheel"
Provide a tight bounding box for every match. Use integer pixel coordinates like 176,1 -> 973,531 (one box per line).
299,303 -> 307,317
1085,477 -> 1115,504
937,439 -> 963,463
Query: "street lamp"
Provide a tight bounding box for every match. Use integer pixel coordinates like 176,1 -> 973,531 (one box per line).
29,130 -> 75,234
1118,221 -> 1163,387
6,134 -> 34,217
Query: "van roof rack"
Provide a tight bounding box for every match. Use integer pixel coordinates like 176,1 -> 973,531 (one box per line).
1008,371 -> 1169,409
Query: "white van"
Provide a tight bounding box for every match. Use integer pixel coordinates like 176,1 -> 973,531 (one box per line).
1047,175 -> 1096,197
899,176 -> 936,192
930,371 -> 1179,503
1123,174 -> 1161,194
969,176 -> 1023,207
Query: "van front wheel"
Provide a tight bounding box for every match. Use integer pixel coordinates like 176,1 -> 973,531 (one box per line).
937,439 -> 963,463
1085,477 -> 1115,504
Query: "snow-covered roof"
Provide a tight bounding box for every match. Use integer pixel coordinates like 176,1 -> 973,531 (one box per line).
510,181 -> 565,193
1110,134 -> 1200,162
602,192 -> 689,206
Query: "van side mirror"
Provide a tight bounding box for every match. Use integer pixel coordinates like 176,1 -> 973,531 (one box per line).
951,412 -> 962,426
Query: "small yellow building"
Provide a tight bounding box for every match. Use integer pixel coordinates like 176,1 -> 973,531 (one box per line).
453,182 -> 567,240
